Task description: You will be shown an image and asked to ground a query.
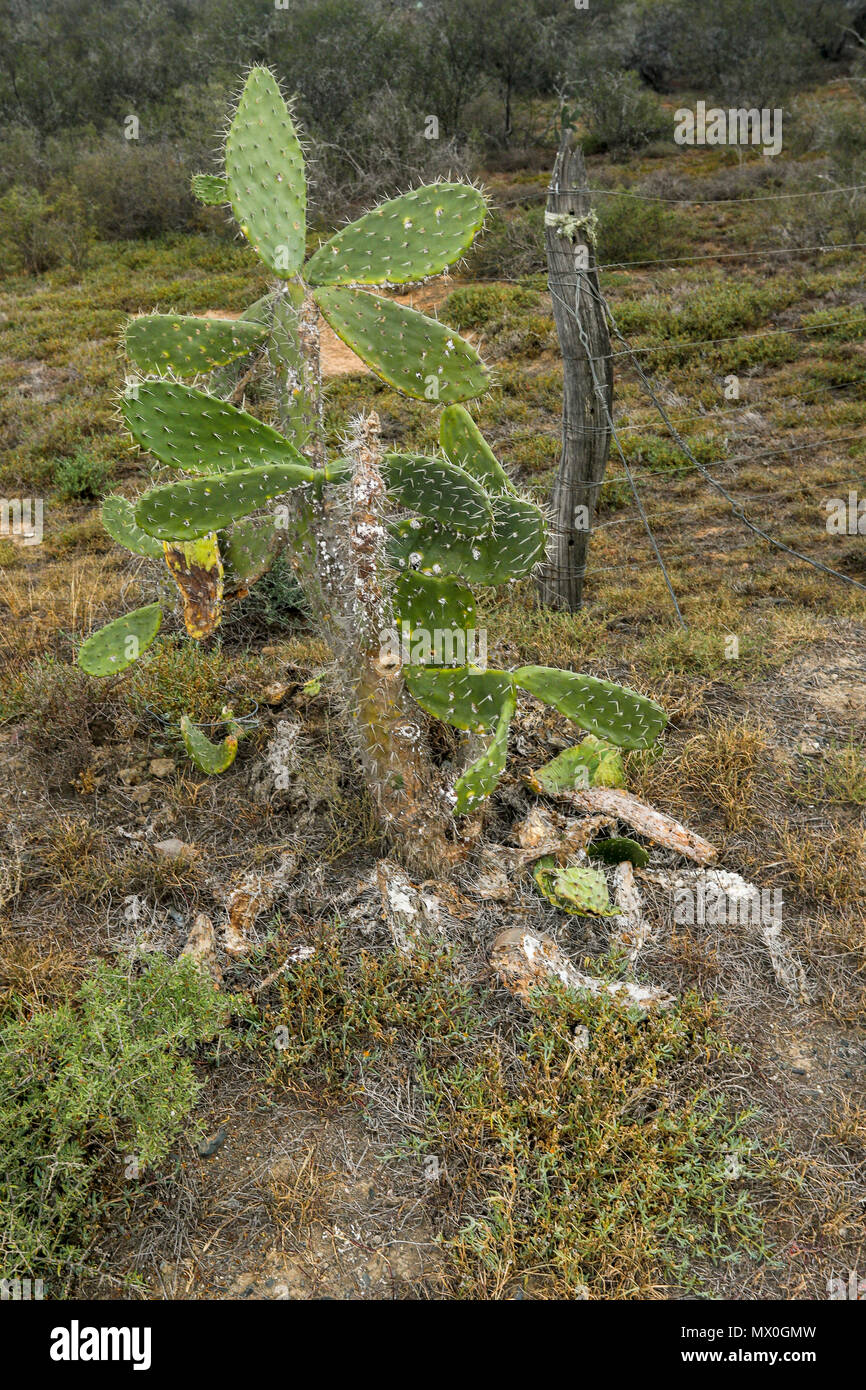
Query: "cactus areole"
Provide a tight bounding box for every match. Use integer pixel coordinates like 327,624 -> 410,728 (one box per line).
78,67 -> 667,872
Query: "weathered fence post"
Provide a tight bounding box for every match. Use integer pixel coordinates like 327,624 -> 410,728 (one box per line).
537,130 -> 612,611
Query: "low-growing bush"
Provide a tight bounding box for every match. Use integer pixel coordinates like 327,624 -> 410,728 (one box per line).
270,929 -> 771,1298
0,955 -> 232,1289
52,449 -> 114,500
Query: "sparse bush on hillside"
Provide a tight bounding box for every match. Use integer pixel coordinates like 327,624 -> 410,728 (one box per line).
463,205 -> 546,278
0,181 -> 93,273
576,70 -> 669,155
594,189 -> 683,266
72,138 -> 195,239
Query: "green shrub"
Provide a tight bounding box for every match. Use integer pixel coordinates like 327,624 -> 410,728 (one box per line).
0,955 -> 231,1288
464,206 -> 546,279
577,71 -> 669,155
442,284 -> 539,331
52,449 -> 114,500
72,138 -> 195,239
0,181 -> 93,274
594,190 -> 684,267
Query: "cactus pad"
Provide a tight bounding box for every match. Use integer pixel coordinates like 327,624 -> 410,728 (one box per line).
439,405 -> 512,495
135,463 -> 316,540
191,173 -> 228,205
101,494 -> 164,559
268,286 -> 311,450
389,493 -> 545,585
392,571 -> 476,646
533,858 -> 617,917
383,453 -> 493,534
304,183 -> 486,287
404,664 -> 515,732
77,603 -> 162,677
124,314 -> 268,377
513,667 -> 667,749
532,736 -> 625,793
225,67 -> 305,277
313,288 -> 487,402
221,517 -> 283,587
587,837 -> 650,869
180,711 -> 241,775
121,381 -> 308,475
453,689 -> 515,814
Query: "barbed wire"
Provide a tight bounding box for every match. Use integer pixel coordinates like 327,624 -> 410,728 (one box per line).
504,377 -> 863,443
533,429 -> 866,494
554,181 -> 866,206
598,240 -> 866,270
574,273 -> 866,595
497,180 -> 866,209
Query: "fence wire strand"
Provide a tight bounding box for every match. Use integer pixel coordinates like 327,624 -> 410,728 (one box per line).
564,270 -> 866,596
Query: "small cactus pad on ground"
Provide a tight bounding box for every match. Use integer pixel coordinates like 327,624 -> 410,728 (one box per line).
180,712 -> 242,775
439,404 -> 512,495
77,603 -> 162,676
383,453 -> 493,534
304,184 -> 487,286
313,288 -> 488,402
392,571 -> 476,645
225,67 -> 305,277
532,736 -> 625,792
191,173 -> 228,205
453,689 -> 516,814
405,664 -> 515,732
124,314 -> 268,377
389,492 -> 545,584
101,494 -> 164,559
587,837 -> 650,869
513,667 -> 667,749
135,463 -> 316,540
533,857 -> 618,916
121,382 -> 308,475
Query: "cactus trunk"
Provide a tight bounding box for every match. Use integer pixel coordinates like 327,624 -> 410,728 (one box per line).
269,294 -> 461,871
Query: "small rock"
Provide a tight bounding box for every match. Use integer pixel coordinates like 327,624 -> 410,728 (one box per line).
127,783 -> 153,805
118,766 -> 144,786
154,837 -> 198,862
196,1125 -> 228,1158
149,757 -> 176,778
180,911 -> 222,985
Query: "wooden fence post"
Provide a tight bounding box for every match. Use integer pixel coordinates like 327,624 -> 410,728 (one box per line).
537,130 -> 612,611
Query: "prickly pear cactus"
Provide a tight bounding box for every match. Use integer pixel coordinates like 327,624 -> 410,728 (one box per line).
76,66 -> 668,864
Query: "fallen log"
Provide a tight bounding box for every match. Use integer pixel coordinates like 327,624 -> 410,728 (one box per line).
527,780 -> 717,865
491,927 -> 674,1014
